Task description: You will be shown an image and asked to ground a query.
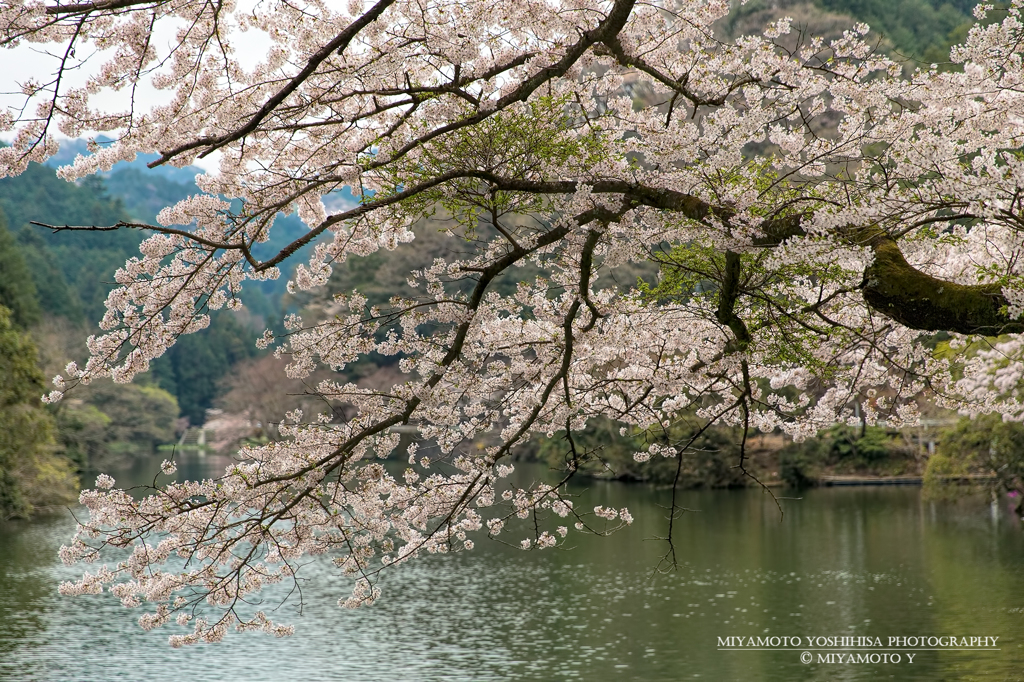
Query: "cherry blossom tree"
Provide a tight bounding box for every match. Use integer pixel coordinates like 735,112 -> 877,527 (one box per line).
2,0 -> 1024,645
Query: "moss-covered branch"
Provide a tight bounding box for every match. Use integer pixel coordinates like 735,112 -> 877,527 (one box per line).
853,227 -> 1024,335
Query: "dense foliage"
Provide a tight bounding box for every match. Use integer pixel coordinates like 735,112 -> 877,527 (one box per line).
813,0 -> 974,60
149,313 -> 256,424
0,214 -> 42,328
925,415 -> 1024,513
776,424 -> 917,485
537,416 -> 747,486
0,305 -> 77,519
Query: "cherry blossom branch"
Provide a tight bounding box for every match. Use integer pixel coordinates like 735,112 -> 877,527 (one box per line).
149,0 -> 398,166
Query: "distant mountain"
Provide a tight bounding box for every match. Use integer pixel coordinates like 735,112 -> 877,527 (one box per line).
47,137 -> 360,214
40,138 -> 361,312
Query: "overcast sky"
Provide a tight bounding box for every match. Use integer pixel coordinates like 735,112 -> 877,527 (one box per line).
3,15 -> 274,174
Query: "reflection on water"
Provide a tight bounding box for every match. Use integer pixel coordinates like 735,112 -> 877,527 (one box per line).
1,454 -> 1023,681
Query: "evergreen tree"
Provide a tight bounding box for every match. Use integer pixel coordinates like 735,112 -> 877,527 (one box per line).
151,312 -> 257,424
0,305 -> 77,519
0,163 -> 138,321
0,211 -> 41,328
14,225 -> 84,323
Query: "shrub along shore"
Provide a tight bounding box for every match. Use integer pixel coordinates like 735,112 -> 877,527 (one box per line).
521,416 -> 1021,514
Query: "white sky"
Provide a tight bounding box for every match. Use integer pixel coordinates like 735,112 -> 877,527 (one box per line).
2,9 -> 273,174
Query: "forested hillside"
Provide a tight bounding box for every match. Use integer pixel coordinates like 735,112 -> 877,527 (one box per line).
0,164 -> 259,423
0,158 -> 261,517
814,0 -> 975,61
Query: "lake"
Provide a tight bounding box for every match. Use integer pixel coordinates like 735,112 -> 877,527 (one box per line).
1,453 -> 1022,681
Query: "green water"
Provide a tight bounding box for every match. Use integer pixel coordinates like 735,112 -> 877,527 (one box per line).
1,454 -> 1022,681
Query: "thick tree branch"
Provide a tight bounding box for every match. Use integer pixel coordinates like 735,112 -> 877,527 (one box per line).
49,163 -> 1021,340
473,173 -> 1022,337
716,250 -> 752,350
857,228 -> 1024,335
